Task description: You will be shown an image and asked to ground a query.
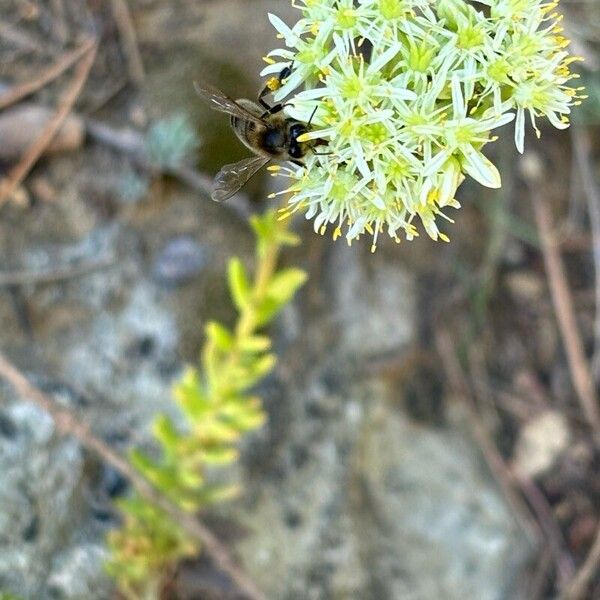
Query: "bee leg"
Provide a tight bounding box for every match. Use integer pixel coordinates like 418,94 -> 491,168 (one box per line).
257,81 -> 279,109
258,93 -> 272,111
290,159 -> 304,168
257,63 -> 294,105
260,103 -> 293,119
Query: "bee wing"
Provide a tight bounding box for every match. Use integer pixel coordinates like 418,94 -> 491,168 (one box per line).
212,156 -> 270,202
194,82 -> 265,126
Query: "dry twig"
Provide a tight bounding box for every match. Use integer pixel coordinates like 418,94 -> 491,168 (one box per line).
0,40 -> 98,207
0,21 -> 44,54
435,329 -> 539,543
562,524 -> 600,600
515,473 -> 575,588
522,154 -> 600,431
0,257 -> 115,288
109,0 -> 145,85
85,119 -> 250,220
528,549 -> 553,600
571,128 -> 600,382
0,351 -> 266,600
435,330 -> 579,590
0,37 -> 95,110
85,119 -> 213,193
49,0 -> 69,45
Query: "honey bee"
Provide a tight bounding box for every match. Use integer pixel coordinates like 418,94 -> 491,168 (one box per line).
194,69 -> 323,202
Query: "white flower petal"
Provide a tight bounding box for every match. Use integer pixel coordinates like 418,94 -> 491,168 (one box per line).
461,146 -> 502,188
268,13 -> 298,45
451,76 -> 465,119
514,108 -> 525,154
423,149 -> 452,177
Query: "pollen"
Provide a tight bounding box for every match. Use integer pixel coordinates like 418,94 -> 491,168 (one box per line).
267,77 -> 281,91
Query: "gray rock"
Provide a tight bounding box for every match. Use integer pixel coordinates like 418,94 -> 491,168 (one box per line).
0,402 -> 110,600
330,243 -> 416,357
236,380 -> 532,600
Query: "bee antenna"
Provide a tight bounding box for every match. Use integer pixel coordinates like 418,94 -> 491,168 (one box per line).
307,106 -> 318,128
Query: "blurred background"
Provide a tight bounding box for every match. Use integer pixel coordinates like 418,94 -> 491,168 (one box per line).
1,1 -> 600,599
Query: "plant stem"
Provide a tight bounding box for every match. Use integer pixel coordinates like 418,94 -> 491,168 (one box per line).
224,215 -> 291,375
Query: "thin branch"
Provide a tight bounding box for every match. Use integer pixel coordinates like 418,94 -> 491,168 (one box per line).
528,548 -> 553,600
0,40 -> 98,207
515,473 -> 575,589
570,128 -> 600,382
436,330 -> 578,590
0,351 -> 266,600
85,119 -> 250,220
0,37 -> 95,110
562,523 -> 600,600
0,257 -> 115,288
0,21 -> 45,54
85,119 -> 213,195
522,154 -> 600,431
109,0 -> 145,85
435,329 -> 539,543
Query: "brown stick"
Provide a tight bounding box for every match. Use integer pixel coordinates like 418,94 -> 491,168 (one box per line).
515,473 -> 575,588
84,119 -> 250,220
109,0 -> 145,85
435,330 -> 539,543
0,41 -> 98,207
0,37 -> 95,110
0,351 -> 267,600
562,523 -> 600,600
0,21 -> 45,54
0,257 -> 115,287
85,119 -> 214,194
522,155 -> 600,431
571,128 -> 600,381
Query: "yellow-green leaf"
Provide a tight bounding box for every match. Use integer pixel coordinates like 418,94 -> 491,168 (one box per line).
238,334 -> 272,353
267,268 -> 307,302
205,321 -> 234,351
227,257 -> 251,310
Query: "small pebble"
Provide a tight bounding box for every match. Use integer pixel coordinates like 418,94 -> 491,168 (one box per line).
152,236 -> 206,286
0,104 -> 84,162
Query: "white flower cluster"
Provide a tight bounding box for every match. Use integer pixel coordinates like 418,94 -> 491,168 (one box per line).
262,0 -> 583,249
